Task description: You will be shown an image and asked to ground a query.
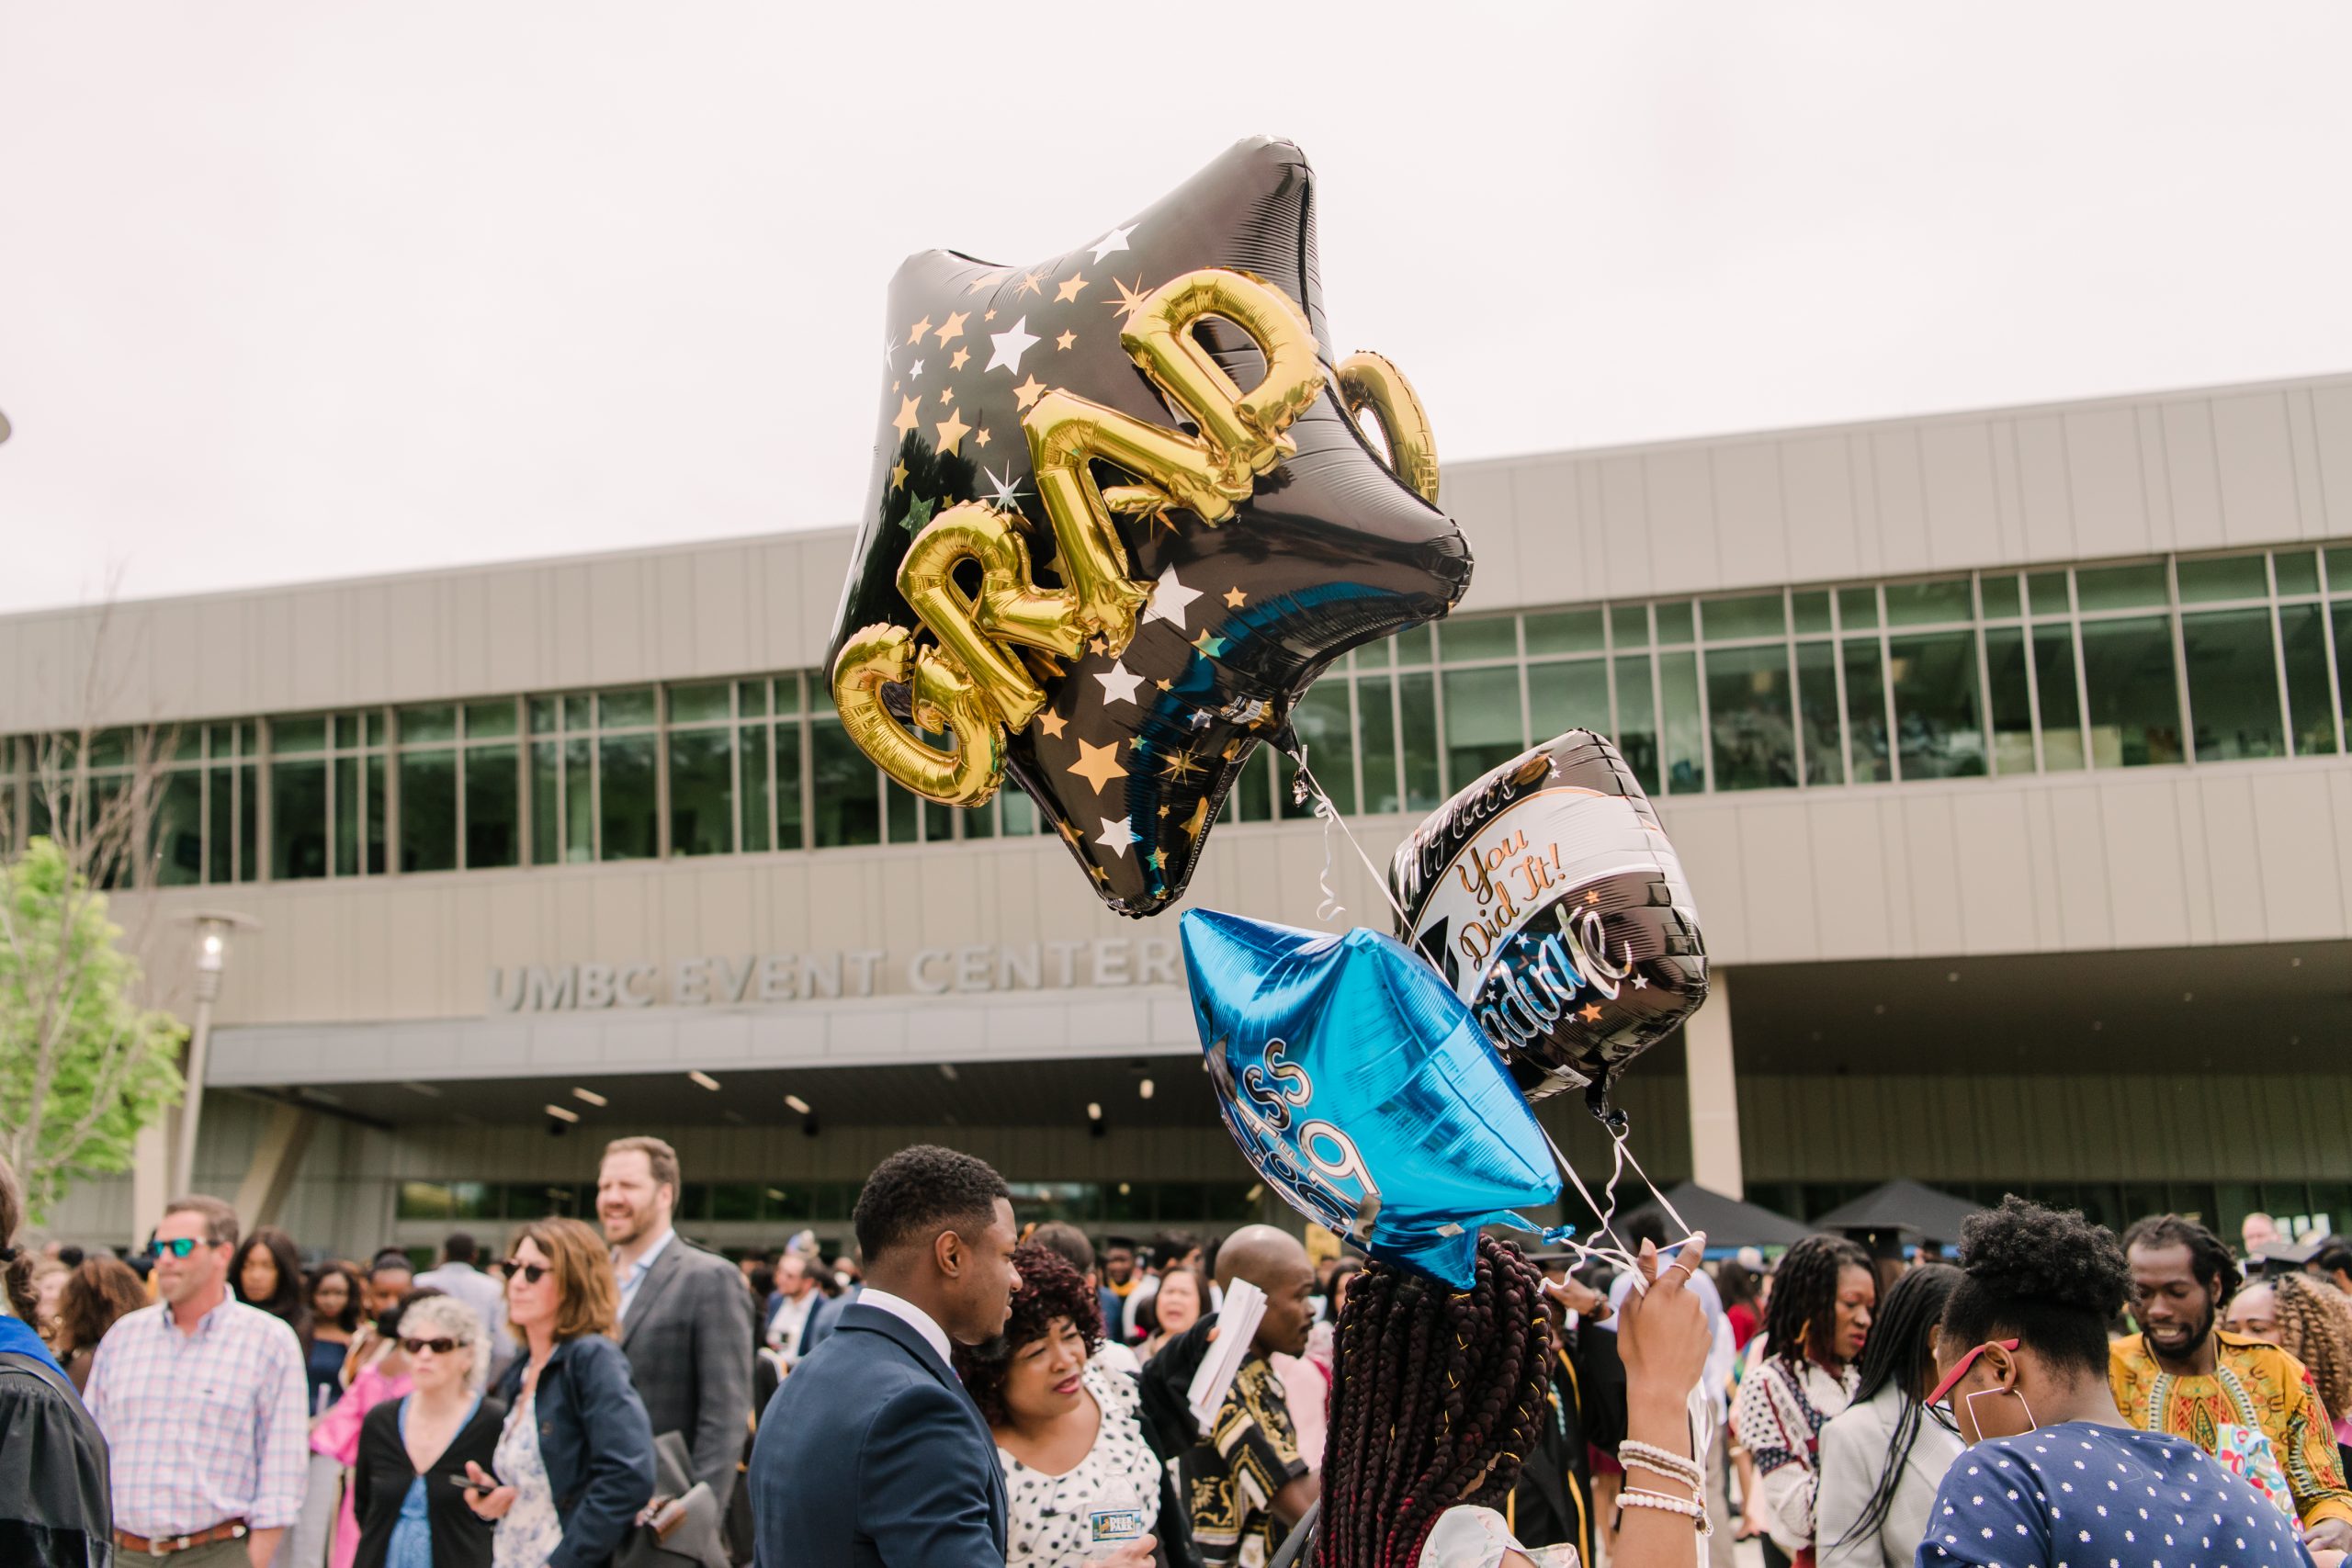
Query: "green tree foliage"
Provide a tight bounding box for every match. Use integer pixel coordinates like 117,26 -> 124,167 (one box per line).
0,837 -> 185,1223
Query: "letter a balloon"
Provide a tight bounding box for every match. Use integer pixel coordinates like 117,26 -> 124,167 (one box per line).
828,139 -> 1471,916
1181,908 -> 1564,1289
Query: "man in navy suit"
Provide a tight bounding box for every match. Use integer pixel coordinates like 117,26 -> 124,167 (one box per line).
747,1145 -> 1020,1567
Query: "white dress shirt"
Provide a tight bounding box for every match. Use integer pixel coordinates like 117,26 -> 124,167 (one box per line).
854,1285 -> 954,1369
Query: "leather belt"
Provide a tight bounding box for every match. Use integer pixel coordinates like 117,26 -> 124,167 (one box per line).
112,1519 -> 250,1556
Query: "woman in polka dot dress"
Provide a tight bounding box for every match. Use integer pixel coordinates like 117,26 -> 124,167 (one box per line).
1917,1197 -> 2331,1568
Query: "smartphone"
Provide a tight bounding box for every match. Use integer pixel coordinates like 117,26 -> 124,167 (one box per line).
447,1471 -> 503,1492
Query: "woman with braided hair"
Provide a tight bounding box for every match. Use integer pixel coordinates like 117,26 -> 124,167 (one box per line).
2228,1273 -> 2352,1461
1730,1235 -> 1876,1568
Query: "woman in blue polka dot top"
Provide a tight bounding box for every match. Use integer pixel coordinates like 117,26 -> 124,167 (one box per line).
1917,1197 -> 2331,1568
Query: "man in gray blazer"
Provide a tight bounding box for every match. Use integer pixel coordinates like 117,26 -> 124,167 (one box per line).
599,1135 -> 756,1508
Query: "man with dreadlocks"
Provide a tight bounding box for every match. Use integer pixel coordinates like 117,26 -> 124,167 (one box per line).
2111,1213 -> 2352,1551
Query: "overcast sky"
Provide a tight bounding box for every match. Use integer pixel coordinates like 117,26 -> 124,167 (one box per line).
5,4 -> 2351,615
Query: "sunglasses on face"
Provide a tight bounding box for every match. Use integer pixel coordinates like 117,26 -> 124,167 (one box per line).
505,1260 -> 550,1284
401,1337 -> 462,1356
148,1237 -> 208,1259
1926,1337 -> 2021,1405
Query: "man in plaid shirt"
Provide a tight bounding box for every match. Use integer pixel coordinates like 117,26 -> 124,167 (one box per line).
84,1194 -> 310,1565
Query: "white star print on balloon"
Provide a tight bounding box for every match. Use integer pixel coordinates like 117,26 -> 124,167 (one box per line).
1141,564 -> 1201,629
1094,816 -> 1139,856
1088,223 -> 1137,264
986,316 -> 1039,374
1094,660 -> 1145,707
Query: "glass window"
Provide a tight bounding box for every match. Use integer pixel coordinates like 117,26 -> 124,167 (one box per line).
1227,750 -> 1274,823
737,679 -> 769,717
1842,641 -> 1892,783
1611,604 -> 1650,648
600,689 -> 656,728
2280,604 -> 2338,756
152,773 -> 203,887
2180,609 -> 2284,761
810,721 -> 880,846
886,777 -> 920,840
1658,651 -> 1703,792
529,697 -> 560,734
466,744 -> 520,868
1001,787 -> 1038,837
238,758 -> 258,882
668,728 -> 733,856
774,724 -> 804,849
1702,593 -> 1785,641
399,705 -> 458,744
334,756 -> 361,876
1655,602 -> 1695,645
1528,660 -> 1611,742
2027,570 -> 2070,616
2080,616 -> 2183,766
1395,624 -> 1434,667
1980,575 -> 2022,619
463,700 -> 516,739
1794,643 -> 1843,785
1612,655 -> 1659,794
209,764 -> 238,884
1440,617 -> 1517,662
741,725 -> 772,852
1792,591 -> 1832,635
1357,637 -> 1392,671
1442,667 -> 1524,785
2032,626 -> 2085,772
2176,555 -> 2268,604
274,716 -> 327,753
399,750 -> 458,873
271,759 -> 328,879
1837,586 -> 1879,630
1984,627 -> 2035,775
530,741 -> 561,865
563,695 -> 593,732
1358,676 -> 1399,814
669,682 -> 731,724
923,799 -> 953,844
1398,671 -> 1441,809
1283,681 -> 1355,816
1889,632 -> 1986,778
599,734 -> 658,859
2274,550 -> 2319,596
2075,562 -> 2167,611
1885,578 -> 1973,626
1525,608 -> 1604,655
1702,645 -> 1794,790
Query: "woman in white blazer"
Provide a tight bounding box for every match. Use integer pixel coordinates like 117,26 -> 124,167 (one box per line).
1816,1264 -> 1964,1568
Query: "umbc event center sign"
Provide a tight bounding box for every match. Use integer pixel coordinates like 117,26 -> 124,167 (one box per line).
485,940 -> 1183,1014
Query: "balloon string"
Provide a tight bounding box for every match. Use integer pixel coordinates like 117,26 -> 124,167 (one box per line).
1283,749 -> 1418,933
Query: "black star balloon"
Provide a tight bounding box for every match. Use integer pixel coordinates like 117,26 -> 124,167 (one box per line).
827,138 -> 1472,916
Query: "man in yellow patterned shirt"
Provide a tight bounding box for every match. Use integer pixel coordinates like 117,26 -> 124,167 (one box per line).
2111,1214 -> 2352,1552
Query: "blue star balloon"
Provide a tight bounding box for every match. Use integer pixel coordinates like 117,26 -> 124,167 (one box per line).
1181,908 -> 1566,1288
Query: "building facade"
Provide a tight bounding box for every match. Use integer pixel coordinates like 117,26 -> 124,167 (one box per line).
8,371 -> 2352,1258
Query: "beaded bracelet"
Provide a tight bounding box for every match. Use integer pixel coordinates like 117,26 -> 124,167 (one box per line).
1618,1439 -> 1704,1490
1620,1486 -> 1713,1536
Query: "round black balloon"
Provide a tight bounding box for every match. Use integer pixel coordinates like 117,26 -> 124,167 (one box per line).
1386,730 -> 1710,1113
828,138 -> 1471,916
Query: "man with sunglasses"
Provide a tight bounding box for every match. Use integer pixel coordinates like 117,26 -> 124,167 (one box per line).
83,1195 -> 310,1565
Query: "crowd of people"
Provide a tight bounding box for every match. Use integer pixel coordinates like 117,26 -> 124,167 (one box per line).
5,1138 -> 2352,1568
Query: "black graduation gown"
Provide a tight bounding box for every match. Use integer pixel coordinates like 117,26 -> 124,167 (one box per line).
0,1340 -> 111,1568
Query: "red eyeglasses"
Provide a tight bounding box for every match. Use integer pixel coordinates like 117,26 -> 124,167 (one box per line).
1926,1337 -> 2020,1405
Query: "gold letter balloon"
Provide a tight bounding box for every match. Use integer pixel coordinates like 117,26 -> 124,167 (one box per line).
829,139 -> 1471,915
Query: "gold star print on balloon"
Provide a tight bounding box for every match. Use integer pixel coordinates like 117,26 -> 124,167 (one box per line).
830,139 -> 1469,917
1066,738 -> 1127,793
1579,1003 -> 1603,1023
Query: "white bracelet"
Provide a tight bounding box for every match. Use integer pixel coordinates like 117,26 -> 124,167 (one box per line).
1619,1486 -> 1713,1536
1618,1439 -> 1704,1489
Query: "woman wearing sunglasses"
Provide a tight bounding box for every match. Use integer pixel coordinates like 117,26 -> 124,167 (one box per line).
461,1217 -> 654,1568
1918,1196 -> 2329,1568
353,1293 -> 503,1568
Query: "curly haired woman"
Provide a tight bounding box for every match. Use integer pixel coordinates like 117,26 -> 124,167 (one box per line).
951,1242 -> 1159,1568
2229,1271 -> 2352,1458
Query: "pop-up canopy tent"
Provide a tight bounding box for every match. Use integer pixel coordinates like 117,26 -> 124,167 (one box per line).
1611,1181 -> 1813,1257
1814,1179 -> 1984,1257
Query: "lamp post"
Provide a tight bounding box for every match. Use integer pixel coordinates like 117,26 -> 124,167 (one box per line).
173,910 -> 261,1198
